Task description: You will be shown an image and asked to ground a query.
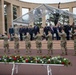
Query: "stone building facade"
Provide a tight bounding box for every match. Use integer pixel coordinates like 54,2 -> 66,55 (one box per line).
0,0 -> 76,34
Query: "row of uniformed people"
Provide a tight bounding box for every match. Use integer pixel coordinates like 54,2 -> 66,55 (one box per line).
9,25 -> 39,41
2,28 -> 76,55
2,31 -> 53,55
9,23 -> 74,41
44,23 -> 74,40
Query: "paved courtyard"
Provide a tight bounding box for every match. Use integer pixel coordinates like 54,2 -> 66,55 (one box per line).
0,40 -> 76,75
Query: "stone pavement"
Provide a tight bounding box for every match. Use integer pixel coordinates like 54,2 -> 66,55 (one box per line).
0,40 -> 74,49
0,40 -> 75,75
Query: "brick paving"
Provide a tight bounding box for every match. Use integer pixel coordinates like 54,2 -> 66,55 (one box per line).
0,40 -> 74,49
0,40 -> 76,75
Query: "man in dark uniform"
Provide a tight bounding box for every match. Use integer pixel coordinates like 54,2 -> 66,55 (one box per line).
64,24 -> 70,40
9,25 -> 14,41
22,26 -> 25,35
43,24 -> 49,40
28,25 -> 34,41
33,25 -> 39,36
57,23 -> 62,40
44,24 -> 49,35
49,25 -> 54,40
54,23 -> 62,40
24,26 -> 28,36
53,26 -> 60,40
19,25 -> 23,41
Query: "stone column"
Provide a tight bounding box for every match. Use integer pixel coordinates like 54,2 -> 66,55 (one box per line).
6,3 -> 13,33
39,16 -> 46,34
29,8 -> 34,26
42,16 -> 46,27
69,6 -> 73,25
0,0 -> 5,34
17,6 -> 22,18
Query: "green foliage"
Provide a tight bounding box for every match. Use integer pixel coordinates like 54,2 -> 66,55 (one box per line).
13,6 -> 17,20
34,18 -> 42,28
59,14 -> 69,24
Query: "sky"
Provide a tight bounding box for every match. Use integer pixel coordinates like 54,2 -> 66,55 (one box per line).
20,0 -> 76,15
20,0 -> 75,4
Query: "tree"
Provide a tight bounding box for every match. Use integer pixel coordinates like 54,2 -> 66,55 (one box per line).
59,14 -> 69,25
34,18 -> 42,28
13,6 -> 17,20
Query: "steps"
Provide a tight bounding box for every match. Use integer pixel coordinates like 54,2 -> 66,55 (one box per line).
0,40 -> 74,49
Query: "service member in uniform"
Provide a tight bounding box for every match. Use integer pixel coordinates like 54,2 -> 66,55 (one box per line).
70,22 -> 75,40
72,30 -> 76,55
35,32 -> 42,54
24,32 -> 31,54
46,31 -> 53,55
3,32 -> 9,54
58,28 -> 67,55
14,34 -> 19,54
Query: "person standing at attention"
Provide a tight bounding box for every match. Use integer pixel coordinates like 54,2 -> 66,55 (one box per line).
35,32 -> 42,54
46,31 -> 53,55
71,29 -> 76,55
14,34 -> 19,54
3,32 -> 10,54
58,28 -> 67,55
23,32 -> 31,54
